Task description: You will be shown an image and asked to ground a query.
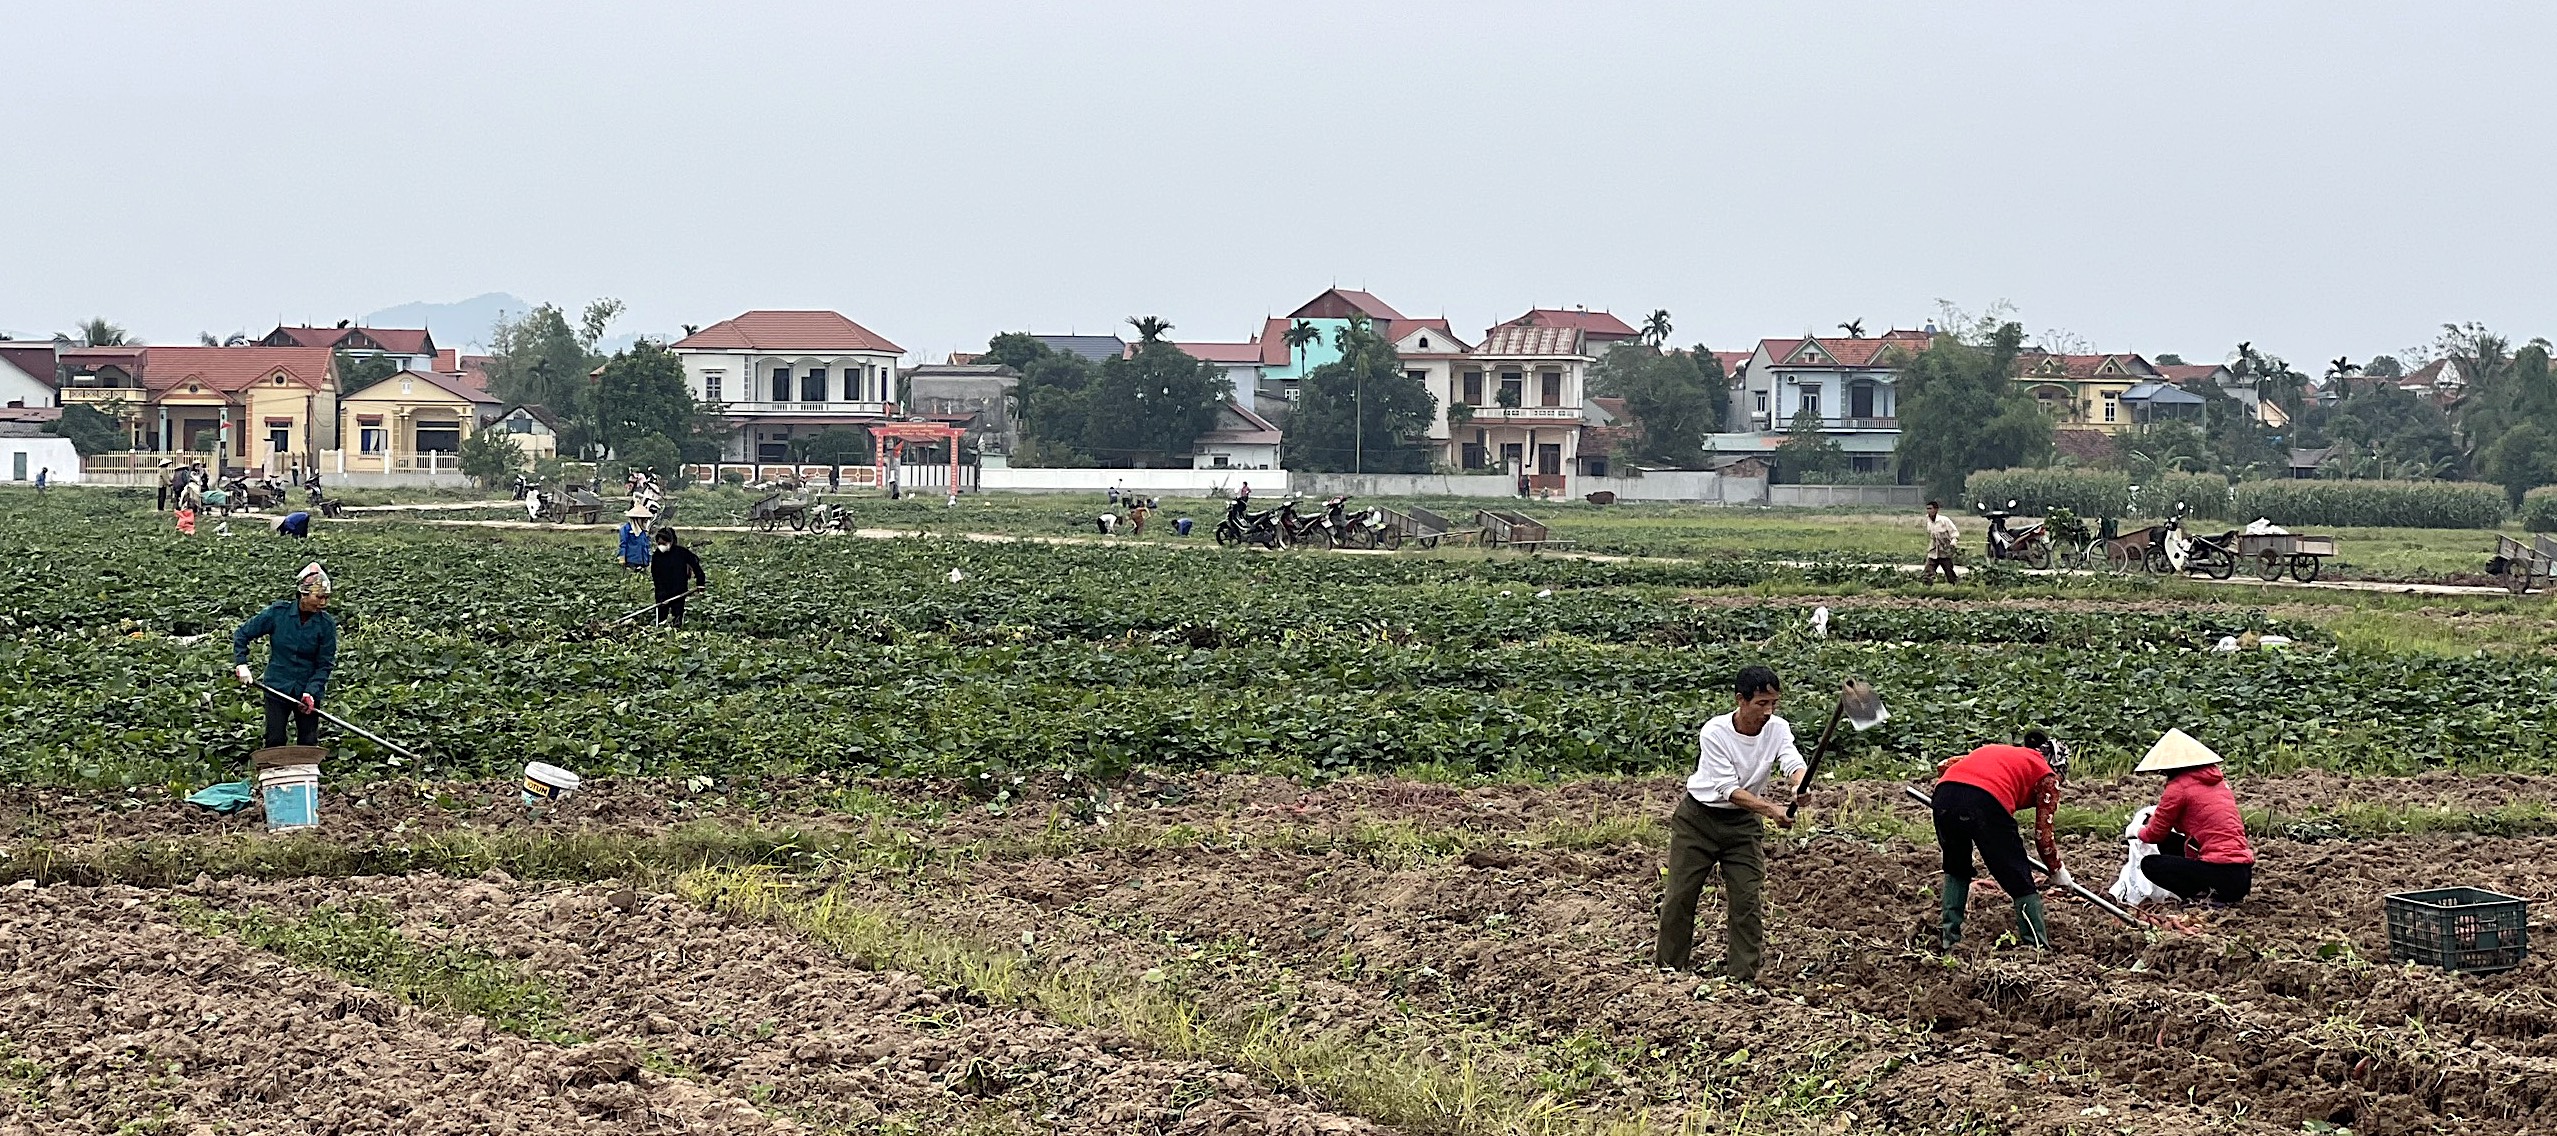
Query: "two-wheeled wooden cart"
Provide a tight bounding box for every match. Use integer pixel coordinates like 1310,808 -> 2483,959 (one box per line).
2491,533 -> 2557,594
2235,532 -> 2337,583
1376,505 -> 1451,550
1477,509 -> 1569,552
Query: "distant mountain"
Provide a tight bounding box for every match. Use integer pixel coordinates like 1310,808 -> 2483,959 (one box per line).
362,293 -> 531,351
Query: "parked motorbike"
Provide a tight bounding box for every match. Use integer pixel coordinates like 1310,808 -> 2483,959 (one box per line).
1343,503 -> 1403,550
2181,526 -> 2242,580
2143,504 -> 2193,574
1276,496 -> 1324,548
1214,497 -> 1284,549
1977,499 -> 2054,569
510,473 -> 530,501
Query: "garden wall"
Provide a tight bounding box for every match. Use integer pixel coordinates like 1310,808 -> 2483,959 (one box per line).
1768,484 -> 1922,508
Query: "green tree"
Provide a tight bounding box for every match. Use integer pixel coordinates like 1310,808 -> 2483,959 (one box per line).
1283,319 -> 1320,372
593,339 -> 701,460
486,303 -> 608,453
335,350 -> 402,393
2153,353 -> 2186,366
982,332 -> 1099,465
1894,322 -> 2051,501
1589,342 -> 1719,467
1126,315 -> 1173,345
1774,406 -> 1842,480
70,318 -> 128,347
617,433 -> 684,482
456,430 -> 527,487
1083,341 -> 1229,465
2362,354 -> 2403,379
1283,318 -> 1435,472
45,402 -> 125,454
1641,309 -> 1673,347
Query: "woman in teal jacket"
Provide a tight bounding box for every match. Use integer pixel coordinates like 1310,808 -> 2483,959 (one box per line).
233,562 -> 337,748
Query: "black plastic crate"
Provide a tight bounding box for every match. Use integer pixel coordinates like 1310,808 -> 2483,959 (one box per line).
2385,887 -> 2530,974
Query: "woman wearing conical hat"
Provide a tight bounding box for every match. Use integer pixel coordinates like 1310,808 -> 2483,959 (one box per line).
2134,730 -> 2255,905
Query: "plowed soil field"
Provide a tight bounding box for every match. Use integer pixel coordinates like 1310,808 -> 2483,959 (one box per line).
6,770 -> 2550,1136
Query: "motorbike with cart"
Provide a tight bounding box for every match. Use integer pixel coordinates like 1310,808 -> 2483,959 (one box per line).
1214,496 -> 1285,549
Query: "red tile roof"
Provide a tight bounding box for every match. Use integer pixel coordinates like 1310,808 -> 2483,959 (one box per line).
141,346 -> 335,394
1171,341 -> 1268,365
671,310 -> 904,354
1495,309 -> 1639,339
1711,350 -> 1751,377
347,369 -> 497,405
2016,351 -> 2155,380
1477,324 -> 1589,357
0,345 -> 58,386
1761,330 -> 1933,368
266,326 -> 437,354
435,348 -> 458,372
2155,364 -> 2225,384
1285,288 -> 1406,323
1258,317 -> 1293,367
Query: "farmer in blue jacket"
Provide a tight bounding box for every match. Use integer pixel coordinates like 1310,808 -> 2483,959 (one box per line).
232,562 -> 338,748
618,506 -> 653,571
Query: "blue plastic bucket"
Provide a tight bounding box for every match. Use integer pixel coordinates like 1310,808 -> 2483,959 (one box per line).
252,746 -> 326,833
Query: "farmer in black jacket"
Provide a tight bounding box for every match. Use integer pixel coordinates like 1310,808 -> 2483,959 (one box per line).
650,527 -> 708,627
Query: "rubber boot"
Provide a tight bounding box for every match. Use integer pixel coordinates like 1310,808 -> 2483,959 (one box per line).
1939,876 -> 1970,950
2013,892 -> 2050,949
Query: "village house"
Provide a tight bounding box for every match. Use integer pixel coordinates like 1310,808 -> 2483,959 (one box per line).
258,324 -> 441,373
1462,320 -> 1596,490
1716,329 -> 1932,475
2014,351 -> 2162,433
1189,400 -> 1283,470
136,346 -> 340,471
1251,288 -> 1455,408
487,404 -> 562,460
336,369 -> 498,475
670,310 -> 905,462
0,343 -> 60,408
2156,362 -> 2291,427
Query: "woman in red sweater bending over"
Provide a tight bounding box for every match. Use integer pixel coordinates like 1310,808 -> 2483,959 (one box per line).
2134,729 -> 2255,904
1932,730 -> 2071,950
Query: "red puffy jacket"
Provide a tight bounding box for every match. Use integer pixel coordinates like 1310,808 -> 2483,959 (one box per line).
2139,765 -> 2253,865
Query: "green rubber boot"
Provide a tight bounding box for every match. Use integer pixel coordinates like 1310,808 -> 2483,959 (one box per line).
2014,892 -> 2050,949
1940,876 -> 1970,950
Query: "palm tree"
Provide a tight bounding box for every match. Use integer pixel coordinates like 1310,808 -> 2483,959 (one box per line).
1283,319 -> 1320,373
75,318 -> 129,347
1127,316 -> 1173,345
1642,310 -> 1673,347
1837,319 -> 1866,339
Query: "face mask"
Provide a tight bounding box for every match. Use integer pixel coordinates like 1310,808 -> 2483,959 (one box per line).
656,542 -> 673,553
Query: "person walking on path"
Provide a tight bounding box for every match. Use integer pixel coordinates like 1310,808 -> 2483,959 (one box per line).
156,459 -> 176,510
1922,500 -> 1961,584
33,467 -> 47,495
618,507 -> 653,572
649,527 -> 707,627
1655,664 -> 1806,982
2133,729 -> 2255,904
233,562 -> 337,748
1932,731 -> 2070,949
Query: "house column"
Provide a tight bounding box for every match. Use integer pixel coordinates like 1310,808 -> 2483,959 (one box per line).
156,406 -> 170,452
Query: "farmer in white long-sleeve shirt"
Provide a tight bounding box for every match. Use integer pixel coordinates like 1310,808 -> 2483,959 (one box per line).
1654,664 -> 1808,982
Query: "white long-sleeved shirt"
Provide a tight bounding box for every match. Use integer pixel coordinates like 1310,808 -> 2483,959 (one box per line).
1684,712 -> 1806,807
1925,514 -> 1960,556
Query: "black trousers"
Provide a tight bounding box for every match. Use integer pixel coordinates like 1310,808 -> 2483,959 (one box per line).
1933,781 -> 2037,895
2142,843 -> 2253,903
158,486 -> 170,510
655,594 -> 687,627
263,689 -> 318,748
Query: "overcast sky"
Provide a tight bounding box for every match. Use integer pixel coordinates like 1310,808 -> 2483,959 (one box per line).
6,1 -> 2552,367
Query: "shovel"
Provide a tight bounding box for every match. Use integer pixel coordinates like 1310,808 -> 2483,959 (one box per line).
251,681 -> 427,764
1900,784 -> 2141,926
1787,679 -> 1887,820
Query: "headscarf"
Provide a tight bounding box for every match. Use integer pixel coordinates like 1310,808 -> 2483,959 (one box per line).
296,561 -> 333,596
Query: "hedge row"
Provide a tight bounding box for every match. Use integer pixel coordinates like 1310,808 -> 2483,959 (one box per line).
2228,479 -> 2507,529
2523,487 -> 2557,533
1960,469 -> 2229,519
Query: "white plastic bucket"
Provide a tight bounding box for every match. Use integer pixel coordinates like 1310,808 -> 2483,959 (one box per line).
252,746 -> 325,833
523,762 -> 581,806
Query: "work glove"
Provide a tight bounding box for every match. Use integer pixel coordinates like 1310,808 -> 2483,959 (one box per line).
298,693 -> 317,715
2049,866 -> 2076,891
234,664 -> 253,685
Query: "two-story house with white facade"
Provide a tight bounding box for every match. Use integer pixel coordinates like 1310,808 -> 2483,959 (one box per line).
1459,322 -> 1595,490
670,310 -> 905,462
1715,329 -> 1933,475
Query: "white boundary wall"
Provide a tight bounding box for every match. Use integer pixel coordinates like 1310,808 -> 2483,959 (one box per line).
983,468 -> 1280,495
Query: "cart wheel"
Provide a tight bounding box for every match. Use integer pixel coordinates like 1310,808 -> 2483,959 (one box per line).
2144,547 -> 2169,574
756,515 -> 778,533
791,512 -> 808,532
2206,550 -> 2236,580
2028,540 -> 2053,571
1378,527 -> 1402,551
2289,554 -> 2321,584
2104,544 -> 2132,572
2256,552 -> 2285,581
1418,535 -> 1439,550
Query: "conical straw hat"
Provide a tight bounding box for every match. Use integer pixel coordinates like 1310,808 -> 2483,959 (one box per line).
2135,728 -> 2222,774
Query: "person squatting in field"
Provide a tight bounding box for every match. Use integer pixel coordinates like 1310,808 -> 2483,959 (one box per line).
2132,729 -> 2256,904
1654,664 -> 1807,983
1932,731 -> 2071,948
650,527 -> 707,627
232,562 -> 337,748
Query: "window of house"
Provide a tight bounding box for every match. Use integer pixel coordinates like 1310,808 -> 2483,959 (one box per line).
2103,394 -> 2119,423
1852,455 -> 1879,473
414,422 -> 461,452
1418,336 -> 1431,350
1802,391 -> 1822,418
1754,391 -> 1769,413
1461,442 -> 1486,469
1405,370 -> 1426,386
1499,371 -> 1524,406
703,370 -> 724,403
1461,371 -> 1483,406
1540,371 -> 1561,407
360,428 -> 387,454
770,367 -> 791,401
1213,453 -> 1230,468
1537,443 -> 1561,475
1586,456 -> 1608,478
802,368 -> 829,402
1500,442 -> 1524,470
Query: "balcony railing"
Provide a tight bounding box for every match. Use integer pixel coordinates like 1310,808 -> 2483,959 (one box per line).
717,400 -> 896,417
60,386 -> 147,405
1461,405 -> 1581,421
1749,415 -> 1899,431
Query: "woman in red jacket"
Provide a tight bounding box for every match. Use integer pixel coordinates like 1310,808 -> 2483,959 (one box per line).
1932,730 -> 2071,950
2134,729 -> 2255,904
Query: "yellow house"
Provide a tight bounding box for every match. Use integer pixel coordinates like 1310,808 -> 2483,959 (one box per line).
337,370 -> 498,475
2015,352 -> 2160,435
138,346 -> 339,472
